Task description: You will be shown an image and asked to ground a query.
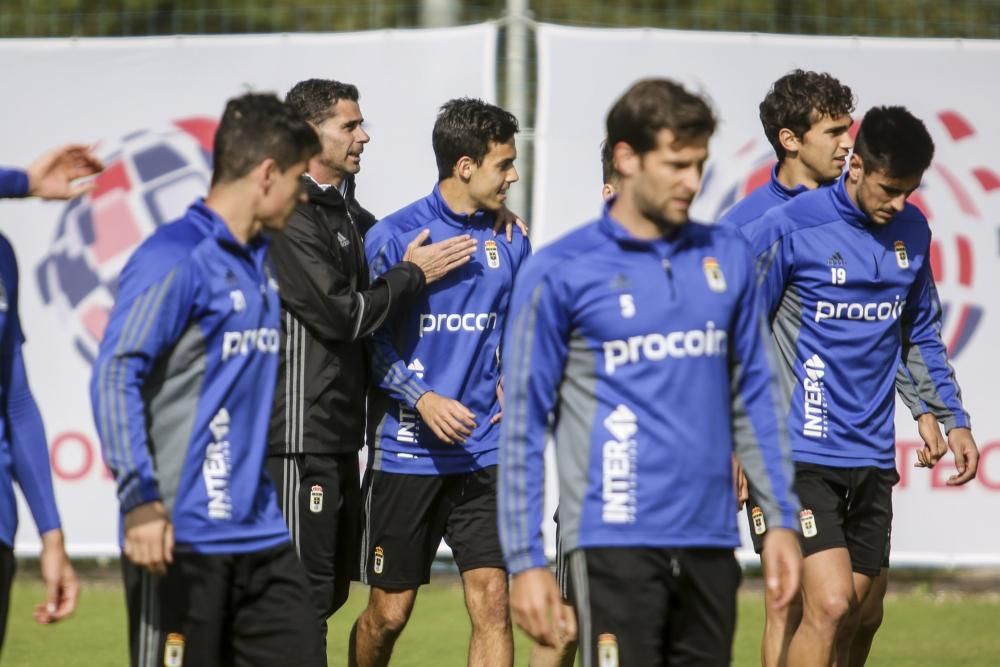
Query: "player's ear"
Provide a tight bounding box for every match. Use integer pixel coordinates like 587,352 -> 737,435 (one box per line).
847,153 -> 864,183
778,127 -> 800,155
256,158 -> 278,194
613,141 -> 639,178
455,155 -> 475,181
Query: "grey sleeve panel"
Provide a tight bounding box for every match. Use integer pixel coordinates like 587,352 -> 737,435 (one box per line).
732,312 -> 799,532
768,284 -> 803,418
902,343 -> 967,432
142,321 -> 206,514
894,363 -> 928,419
552,330 -> 600,555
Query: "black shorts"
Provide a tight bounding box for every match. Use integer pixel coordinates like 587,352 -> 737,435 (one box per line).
569,547 -> 740,667
266,452 -> 360,634
122,542 -> 323,667
0,543 -> 14,655
747,462 -> 897,577
359,466 -> 505,589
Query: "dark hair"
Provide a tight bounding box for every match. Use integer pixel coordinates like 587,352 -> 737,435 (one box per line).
854,106 -> 935,179
212,93 -> 320,186
432,98 -> 519,181
759,70 -> 855,161
605,79 -> 716,156
285,79 -> 360,125
600,139 -> 615,184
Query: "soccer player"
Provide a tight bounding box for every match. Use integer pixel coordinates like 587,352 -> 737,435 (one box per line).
739,106 -> 979,667
351,98 -> 529,667
0,143 -> 100,652
720,69 -> 948,667
91,93 -> 326,667
528,140 -> 620,667
500,78 -> 802,667
267,79 -> 479,654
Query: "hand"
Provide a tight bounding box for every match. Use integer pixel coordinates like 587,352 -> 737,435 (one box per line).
945,427 -> 979,486
123,501 -> 174,576
403,229 -> 477,284
732,456 -> 749,510
914,412 -> 947,468
415,392 -> 477,444
761,528 -> 801,611
34,530 -> 79,624
510,568 -> 574,648
492,206 -> 529,242
26,144 -> 103,200
490,378 -> 505,425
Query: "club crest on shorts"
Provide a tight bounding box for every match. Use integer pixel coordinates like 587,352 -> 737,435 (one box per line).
309,485 -> 323,513
894,240 -> 909,269
484,239 -> 501,269
800,509 -> 818,538
373,546 -> 385,574
164,633 -> 185,667
751,506 -> 767,535
703,257 -> 726,292
597,633 -> 619,667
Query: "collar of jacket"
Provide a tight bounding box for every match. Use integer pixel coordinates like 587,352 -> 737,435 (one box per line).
188,198 -> 271,260
429,183 -> 494,230
830,173 -> 872,230
304,174 -> 355,208
598,196 -> 693,255
768,163 -> 813,201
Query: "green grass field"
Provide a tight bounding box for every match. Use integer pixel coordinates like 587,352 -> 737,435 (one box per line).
4,575 -> 1000,666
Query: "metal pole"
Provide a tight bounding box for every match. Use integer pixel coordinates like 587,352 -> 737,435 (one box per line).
505,0 -> 531,225
420,0 -> 459,28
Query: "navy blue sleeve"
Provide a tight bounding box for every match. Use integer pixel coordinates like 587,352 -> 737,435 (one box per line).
0,238 -> 61,535
90,247 -> 200,514
365,234 -> 432,408
900,248 -> 970,432
727,236 -> 800,532
0,169 -> 29,199
498,255 -> 570,574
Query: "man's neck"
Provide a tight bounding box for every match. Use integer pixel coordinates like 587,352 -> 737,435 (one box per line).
204,185 -> 260,244
308,156 -> 346,189
776,158 -> 823,191
438,178 -> 478,216
609,192 -> 679,241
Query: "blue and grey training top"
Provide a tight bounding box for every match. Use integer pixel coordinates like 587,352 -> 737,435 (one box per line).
365,185 -> 531,476
739,176 -> 969,469
499,206 -> 799,574
90,200 -> 288,554
721,165 -> 931,421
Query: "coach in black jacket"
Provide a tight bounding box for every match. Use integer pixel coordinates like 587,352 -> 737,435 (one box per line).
267,79 -> 479,654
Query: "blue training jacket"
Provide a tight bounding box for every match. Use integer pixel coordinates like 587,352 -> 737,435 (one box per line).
0,169 -> 29,199
739,176 -> 969,469
365,185 -> 531,476
90,201 -> 288,554
0,233 -> 61,547
499,206 -> 799,574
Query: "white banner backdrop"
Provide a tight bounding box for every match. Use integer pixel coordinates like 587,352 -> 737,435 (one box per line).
535,25 -> 1000,565
0,27 -> 497,556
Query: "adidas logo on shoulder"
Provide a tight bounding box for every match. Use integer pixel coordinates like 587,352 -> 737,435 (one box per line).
337,232 -> 350,248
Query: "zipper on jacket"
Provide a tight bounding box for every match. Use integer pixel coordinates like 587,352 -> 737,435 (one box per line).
662,258 -> 677,299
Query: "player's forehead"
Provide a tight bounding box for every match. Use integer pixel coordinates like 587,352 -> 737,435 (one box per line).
807,110 -> 853,134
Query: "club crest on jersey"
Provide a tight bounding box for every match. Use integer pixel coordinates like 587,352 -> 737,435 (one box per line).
702,257 -> 726,292
484,239 -> 501,269
597,634 -> 619,667
894,241 -> 909,269
164,633 -> 185,667
751,506 -> 767,535
800,509 -> 818,538
373,546 -> 385,574
229,289 -> 246,313
309,485 -> 323,513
